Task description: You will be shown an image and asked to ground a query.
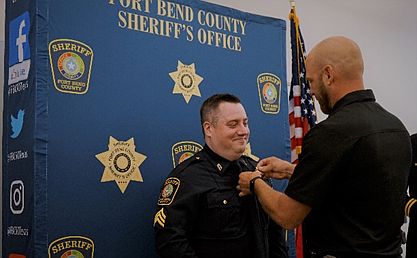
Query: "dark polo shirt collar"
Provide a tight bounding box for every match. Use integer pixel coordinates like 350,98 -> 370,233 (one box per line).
330,89 -> 376,116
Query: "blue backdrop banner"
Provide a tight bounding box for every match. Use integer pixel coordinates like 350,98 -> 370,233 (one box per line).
3,0 -> 290,257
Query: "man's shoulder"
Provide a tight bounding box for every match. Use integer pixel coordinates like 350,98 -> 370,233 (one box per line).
168,151 -> 207,177
240,154 -> 258,167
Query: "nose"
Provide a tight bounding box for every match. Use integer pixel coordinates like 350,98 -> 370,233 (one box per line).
310,87 -> 315,96
237,123 -> 250,136
309,83 -> 316,96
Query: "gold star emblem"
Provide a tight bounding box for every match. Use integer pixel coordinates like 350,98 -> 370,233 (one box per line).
243,142 -> 259,162
96,136 -> 147,193
170,60 -> 204,103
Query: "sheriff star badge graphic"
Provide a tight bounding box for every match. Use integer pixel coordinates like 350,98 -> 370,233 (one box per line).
96,136 -> 147,193
170,61 -> 204,103
243,143 -> 259,162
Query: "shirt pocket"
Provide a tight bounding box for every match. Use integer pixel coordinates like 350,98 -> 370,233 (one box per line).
201,191 -> 242,237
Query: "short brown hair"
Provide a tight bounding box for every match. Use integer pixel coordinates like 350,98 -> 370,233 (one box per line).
200,93 -> 241,131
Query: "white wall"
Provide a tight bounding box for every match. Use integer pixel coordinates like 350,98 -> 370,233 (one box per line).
204,0 -> 417,135
1,0 -> 416,256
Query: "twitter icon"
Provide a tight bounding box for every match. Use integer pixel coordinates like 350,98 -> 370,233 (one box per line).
11,109 -> 25,139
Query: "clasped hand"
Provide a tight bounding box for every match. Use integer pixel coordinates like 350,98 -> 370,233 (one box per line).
237,156 -> 295,197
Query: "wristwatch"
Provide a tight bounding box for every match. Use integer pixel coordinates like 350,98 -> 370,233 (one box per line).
249,176 -> 263,194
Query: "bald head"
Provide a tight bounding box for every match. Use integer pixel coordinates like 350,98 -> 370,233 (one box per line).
308,36 -> 364,81
305,36 -> 366,113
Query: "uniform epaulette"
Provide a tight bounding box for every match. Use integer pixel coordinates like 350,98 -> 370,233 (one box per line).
241,154 -> 258,163
171,152 -> 204,174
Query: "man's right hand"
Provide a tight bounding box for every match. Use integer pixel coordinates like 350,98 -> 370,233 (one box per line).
257,156 -> 295,180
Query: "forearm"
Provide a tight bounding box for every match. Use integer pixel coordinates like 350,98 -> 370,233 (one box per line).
252,179 -> 310,230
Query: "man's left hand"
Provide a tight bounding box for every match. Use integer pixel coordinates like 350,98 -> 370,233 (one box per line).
237,171 -> 262,197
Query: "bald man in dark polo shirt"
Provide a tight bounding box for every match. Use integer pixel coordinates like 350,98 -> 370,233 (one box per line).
238,36 -> 412,258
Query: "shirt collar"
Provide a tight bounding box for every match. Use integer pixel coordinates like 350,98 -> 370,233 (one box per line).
330,89 -> 375,116
203,145 -> 244,174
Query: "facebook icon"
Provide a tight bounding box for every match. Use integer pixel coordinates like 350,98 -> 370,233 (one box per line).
9,11 -> 31,85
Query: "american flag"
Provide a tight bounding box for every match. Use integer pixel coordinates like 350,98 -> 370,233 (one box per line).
288,4 -> 317,258
289,7 -> 317,163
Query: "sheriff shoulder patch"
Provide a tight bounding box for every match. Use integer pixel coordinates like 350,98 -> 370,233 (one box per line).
157,177 -> 180,205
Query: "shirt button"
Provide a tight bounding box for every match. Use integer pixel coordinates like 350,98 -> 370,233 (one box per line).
223,200 -> 228,205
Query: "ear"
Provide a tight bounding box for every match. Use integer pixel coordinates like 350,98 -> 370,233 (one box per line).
203,121 -> 212,138
323,65 -> 335,85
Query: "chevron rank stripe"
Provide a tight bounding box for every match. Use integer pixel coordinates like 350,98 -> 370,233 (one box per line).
154,208 -> 167,228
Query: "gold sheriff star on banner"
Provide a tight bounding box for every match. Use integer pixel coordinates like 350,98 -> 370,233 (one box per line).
243,143 -> 259,162
170,60 -> 203,103
96,136 -> 147,193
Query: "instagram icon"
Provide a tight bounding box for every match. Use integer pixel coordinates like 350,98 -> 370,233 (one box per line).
10,180 -> 24,214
